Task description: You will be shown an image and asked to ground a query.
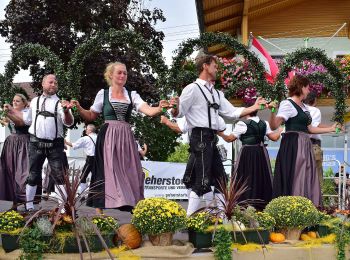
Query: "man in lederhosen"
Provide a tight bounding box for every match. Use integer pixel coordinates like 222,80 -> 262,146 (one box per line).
171,54 -> 266,216
65,124 -> 97,197
25,74 -> 74,211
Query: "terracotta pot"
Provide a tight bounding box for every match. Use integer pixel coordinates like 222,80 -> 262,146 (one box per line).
280,228 -> 302,240
148,232 -> 173,246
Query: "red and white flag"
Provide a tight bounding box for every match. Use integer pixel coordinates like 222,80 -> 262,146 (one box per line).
249,37 -> 279,83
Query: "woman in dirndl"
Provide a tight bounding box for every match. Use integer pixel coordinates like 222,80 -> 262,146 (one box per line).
218,107 -> 282,210
269,75 -> 338,207
0,94 -> 32,210
72,62 -> 167,214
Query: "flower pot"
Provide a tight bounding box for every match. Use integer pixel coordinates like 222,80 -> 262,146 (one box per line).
280,228 -> 302,240
1,234 -> 20,253
148,232 -> 173,246
188,230 -> 212,249
232,229 -> 270,244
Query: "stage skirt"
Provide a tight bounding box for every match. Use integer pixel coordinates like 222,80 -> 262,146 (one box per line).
234,143 -> 272,210
87,120 -> 144,209
272,131 -> 322,207
0,133 -> 30,203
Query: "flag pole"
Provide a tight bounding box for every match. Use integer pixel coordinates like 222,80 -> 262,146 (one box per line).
258,36 -> 287,54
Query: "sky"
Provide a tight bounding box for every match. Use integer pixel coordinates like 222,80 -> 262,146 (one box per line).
0,0 -> 199,82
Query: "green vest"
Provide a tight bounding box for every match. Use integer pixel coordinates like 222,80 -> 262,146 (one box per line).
239,119 -> 266,145
102,88 -> 133,122
285,99 -> 312,133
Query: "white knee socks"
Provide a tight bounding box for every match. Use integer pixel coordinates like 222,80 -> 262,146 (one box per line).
25,184 -> 37,210
187,191 -> 201,216
203,191 -> 214,207
77,183 -> 88,195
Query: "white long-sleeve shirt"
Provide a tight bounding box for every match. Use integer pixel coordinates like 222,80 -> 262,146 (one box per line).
177,78 -> 244,131
27,94 -> 73,140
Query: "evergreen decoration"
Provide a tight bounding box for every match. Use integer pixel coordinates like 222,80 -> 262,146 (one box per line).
0,29 -> 168,103
169,32 -> 270,98
0,43 -> 65,101
275,47 -> 347,123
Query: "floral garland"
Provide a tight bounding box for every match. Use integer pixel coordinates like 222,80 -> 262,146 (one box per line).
274,47 -> 346,123
169,32 -> 271,100
294,61 -> 328,96
216,56 -> 261,104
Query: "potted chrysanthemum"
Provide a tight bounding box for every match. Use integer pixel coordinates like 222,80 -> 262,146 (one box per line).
131,198 -> 187,246
264,196 -> 322,240
187,211 -> 220,249
0,210 -> 25,252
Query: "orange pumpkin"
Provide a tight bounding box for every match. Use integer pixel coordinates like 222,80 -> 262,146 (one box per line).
269,232 -> 286,243
307,231 -> 317,239
115,224 -> 142,249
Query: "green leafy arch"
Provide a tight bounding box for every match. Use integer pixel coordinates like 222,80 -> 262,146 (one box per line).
275,47 -> 347,123
66,28 -> 168,99
1,43 -> 65,101
169,32 -> 270,98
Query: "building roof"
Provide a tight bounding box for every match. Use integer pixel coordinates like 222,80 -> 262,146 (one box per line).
196,0 -> 350,56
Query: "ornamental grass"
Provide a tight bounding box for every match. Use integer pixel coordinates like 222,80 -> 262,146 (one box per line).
131,198 -> 187,235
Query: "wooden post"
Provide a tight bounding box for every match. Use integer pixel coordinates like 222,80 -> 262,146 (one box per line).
241,0 -> 250,46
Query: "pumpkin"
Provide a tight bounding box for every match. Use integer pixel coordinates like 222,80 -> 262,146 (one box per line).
232,221 -> 246,231
269,232 -> 286,243
300,234 -> 312,241
115,224 -> 142,249
307,231 -> 317,239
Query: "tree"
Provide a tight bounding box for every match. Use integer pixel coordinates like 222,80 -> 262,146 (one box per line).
0,0 -> 166,105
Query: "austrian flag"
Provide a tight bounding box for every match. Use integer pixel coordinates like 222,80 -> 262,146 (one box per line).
249,37 -> 279,83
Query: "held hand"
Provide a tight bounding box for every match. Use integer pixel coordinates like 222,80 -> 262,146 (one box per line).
333,123 -> 344,133
159,100 -> 170,112
169,96 -> 179,109
254,97 -> 267,110
61,100 -> 73,111
70,99 -> 81,110
3,103 -> 12,112
268,100 -> 278,113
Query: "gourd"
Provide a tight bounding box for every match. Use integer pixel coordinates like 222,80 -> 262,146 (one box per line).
269,232 -> 286,243
115,224 -> 142,249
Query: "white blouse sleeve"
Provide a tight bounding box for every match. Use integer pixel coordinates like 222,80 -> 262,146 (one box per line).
276,100 -> 297,121
90,89 -> 105,113
22,108 -> 32,126
265,121 -> 273,135
231,121 -> 247,138
131,91 -> 146,112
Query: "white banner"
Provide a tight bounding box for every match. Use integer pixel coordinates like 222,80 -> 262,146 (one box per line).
142,161 -> 187,200
56,158 -> 188,200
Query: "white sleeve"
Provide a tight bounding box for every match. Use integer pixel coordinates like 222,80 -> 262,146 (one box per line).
177,84 -> 196,118
72,137 -> 87,150
311,108 -> 321,127
231,121 -> 247,138
131,91 -> 147,112
22,108 -> 32,126
218,91 -> 245,120
90,89 -> 105,113
265,121 -> 273,135
58,103 -> 74,127
276,100 -> 297,121
218,116 -> 226,132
